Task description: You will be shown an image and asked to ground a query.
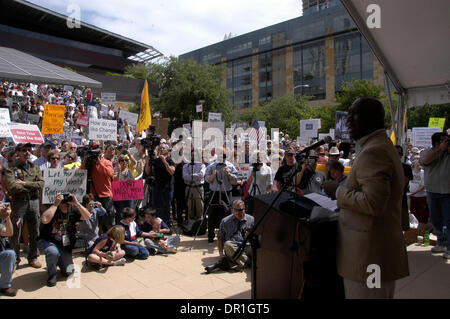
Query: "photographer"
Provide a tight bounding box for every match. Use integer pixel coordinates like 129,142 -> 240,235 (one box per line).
78,193 -> 107,248
296,150 -> 326,194
246,150 -> 273,215
0,203 -> 17,297
273,148 -> 303,193
183,148 -> 206,220
80,147 -> 115,233
151,143 -> 175,227
39,193 -> 91,287
204,147 -> 238,243
206,200 -> 254,273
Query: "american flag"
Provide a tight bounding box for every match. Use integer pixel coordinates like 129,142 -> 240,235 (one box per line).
153,111 -> 161,118
248,120 -> 266,146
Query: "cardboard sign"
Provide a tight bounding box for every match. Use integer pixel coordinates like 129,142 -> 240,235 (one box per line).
42,169 -> 87,204
112,180 -> 144,201
0,108 -> 11,138
89,118 -> 117,141
42,104 -> 65,134
119,110 -> 138,126
428,118 -> 446,132
101,92 -> 116,105
412,127 -> 441,147
8,122 -> 44,144
76,115 -> 89,127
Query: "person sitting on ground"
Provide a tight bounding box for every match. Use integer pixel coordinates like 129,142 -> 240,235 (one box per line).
144,218 -> 179,254
78,193 -> 107,248
0,203 -> 17,297
39,193 -> 91,287
87,225 -> 126,268
119,208 -> 151,260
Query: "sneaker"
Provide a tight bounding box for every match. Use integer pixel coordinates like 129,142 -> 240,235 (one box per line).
0,287 -> 17,297
443,251 -> 450,259
113,258 -> 127,266
167,246 -> 177,254
431,245 -> 447,253
47,275 -> 57,287
28,260 -> 42,269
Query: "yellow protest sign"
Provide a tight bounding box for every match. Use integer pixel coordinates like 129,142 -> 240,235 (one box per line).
428,118 -> 445,132
42,104 -> 65,134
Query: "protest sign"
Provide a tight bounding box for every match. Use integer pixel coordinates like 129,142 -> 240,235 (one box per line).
89,118 -> 117,141
208,112 -> 222,122
76,115 -> 89,127
196,105 -> 202,113
183,123 -> 192,133
300,119 -> 318,138
28,84 -> 38,94
42,104 -> 65,134
71,132 -> 82,145
119,110 -> 138,126
42,169 -> 87,204
101,92 -> 116,105
428,118 -> 446,132
12,95 -> 26,104
26,113 -> 40,125
335,111 -> 349,140
112,180 -> 144,201
63,85 -> 74,92
238,164 -> 250,179
52,124 -> 72,145
8,122 -> 44,144
0,108 -> 11,138
412,127 -> 441,147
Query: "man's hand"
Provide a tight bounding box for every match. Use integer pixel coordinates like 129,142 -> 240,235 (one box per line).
323,180 -> 339,200
16,180 -> 26,185
54,193 -> 63,206
0,204 -> 11,220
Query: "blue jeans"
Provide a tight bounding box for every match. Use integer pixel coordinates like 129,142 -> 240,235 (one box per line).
121,241 -> 149,259
144,236 -> 180,254
427,192 -> 450,249
0,250 -> 16,289
152,186 -> 173,226
38,240 -> 73,277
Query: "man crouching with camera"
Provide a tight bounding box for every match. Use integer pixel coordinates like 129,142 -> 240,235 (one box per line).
205,200 -> 254,274
39,193 -> 91,287
0,203 -> 17,296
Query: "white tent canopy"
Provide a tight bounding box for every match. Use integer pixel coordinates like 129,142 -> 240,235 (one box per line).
340,0 -> 450,145
0,46 -> 102,88
341,0 -> 450,108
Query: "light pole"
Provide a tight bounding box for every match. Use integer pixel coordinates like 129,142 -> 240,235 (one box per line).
293,84 -> 310,96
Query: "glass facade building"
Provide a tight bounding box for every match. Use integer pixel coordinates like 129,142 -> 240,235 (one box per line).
180,2 -> 383,109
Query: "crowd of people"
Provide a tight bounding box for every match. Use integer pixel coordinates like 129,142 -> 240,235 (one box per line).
0,82 -> 448,299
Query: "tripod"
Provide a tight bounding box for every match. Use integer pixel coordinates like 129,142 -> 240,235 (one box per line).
191,163 -> 231,245
247,164 -> 262,215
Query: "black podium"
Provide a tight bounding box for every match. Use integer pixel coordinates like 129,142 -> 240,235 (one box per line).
252,192 -> 344,299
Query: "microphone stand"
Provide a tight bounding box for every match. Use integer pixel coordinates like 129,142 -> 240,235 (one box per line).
232,153 -> 309,298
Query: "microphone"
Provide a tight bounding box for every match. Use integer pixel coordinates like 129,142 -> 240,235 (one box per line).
298,136 -> 333,155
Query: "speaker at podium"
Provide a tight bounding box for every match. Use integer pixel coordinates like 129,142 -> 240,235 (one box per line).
251,191 -> 344,299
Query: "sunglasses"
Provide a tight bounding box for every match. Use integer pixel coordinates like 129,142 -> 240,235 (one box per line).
20,149 -> 31,153
234,208 -> 245,212
50,157 -> 60,161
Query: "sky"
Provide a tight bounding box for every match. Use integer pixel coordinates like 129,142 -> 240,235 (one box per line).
28,0 -> 302,57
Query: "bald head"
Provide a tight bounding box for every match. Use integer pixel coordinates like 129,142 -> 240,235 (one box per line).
347,98 -> 385,141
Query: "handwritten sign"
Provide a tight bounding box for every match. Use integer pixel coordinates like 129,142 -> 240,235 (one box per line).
0,108 -> 11,138
42,169 -> 87,204
89,118 -> 117,141
101,92 -> 116,105
8,122 -> 44,144
42,104 -> 65,134
26,113 -> 40,125
119,110 -> 138,126
208,112 -> 222,122
112,180 -> 144,201
76,115 -> 89,127
428,118 -> 446,132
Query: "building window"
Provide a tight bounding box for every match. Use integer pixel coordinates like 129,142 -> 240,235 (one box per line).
259,36 -> 271,46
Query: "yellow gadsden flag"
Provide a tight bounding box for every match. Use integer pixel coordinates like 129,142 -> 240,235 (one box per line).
137,80 -> 152,134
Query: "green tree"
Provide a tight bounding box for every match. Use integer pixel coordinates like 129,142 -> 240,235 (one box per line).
125,57 -> 234,132
407,104 -> 450,130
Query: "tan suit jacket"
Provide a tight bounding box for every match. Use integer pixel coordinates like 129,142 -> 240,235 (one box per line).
336,130 -> 409,282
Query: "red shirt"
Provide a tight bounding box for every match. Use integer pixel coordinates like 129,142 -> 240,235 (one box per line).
81,158 -> 113,198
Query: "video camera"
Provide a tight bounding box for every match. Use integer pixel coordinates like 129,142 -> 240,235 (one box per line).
84,144 -> 101,170
140,125 -> 161,151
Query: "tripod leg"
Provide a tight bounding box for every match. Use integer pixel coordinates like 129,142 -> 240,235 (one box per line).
191,190 -> 216,245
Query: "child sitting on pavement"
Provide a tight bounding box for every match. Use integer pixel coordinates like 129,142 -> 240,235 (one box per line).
119,208 -> 152,259
87,225 -> 127,268
140,210 -> 179,254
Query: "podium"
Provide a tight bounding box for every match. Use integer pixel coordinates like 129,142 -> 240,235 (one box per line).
252,192 -> 344,299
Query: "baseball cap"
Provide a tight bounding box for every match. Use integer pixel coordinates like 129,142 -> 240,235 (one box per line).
411,147 -> 419,154
15,143 -> 32,151
286,148 -> 295,155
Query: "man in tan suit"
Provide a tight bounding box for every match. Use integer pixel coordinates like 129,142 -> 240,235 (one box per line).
325,98 -> 409,298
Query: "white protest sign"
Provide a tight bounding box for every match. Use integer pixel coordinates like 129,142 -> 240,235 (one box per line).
89,118 -> 117,141
238,164 -> 250,179
101,92 -> 116,105
300,119 -> 318,138
412,127 -> 441,147
29,84 -> 38,94
0,108 -> 11,137
196,105 -> 202,113
328,129 -> 335,140
64,85 -> 74,92
26,113 -> 40,125
71,132 -> 82,145
208,112 -> 222,122
42,169 -> 87,204
119,110 -> 138,126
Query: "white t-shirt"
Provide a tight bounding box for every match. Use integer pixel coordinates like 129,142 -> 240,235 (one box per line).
248,164 -> 273,196
409,169 -> 426,197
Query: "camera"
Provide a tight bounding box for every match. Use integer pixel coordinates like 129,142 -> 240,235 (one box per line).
62,193 -> 73,203
140,125 -> 161,151
205,257 -> 231,274
92,201 -> 100,208
251,162 -> 262,172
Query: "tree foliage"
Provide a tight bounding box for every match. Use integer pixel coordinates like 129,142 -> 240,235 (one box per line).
407,104 -> 450,130
125,57 -> 235,132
